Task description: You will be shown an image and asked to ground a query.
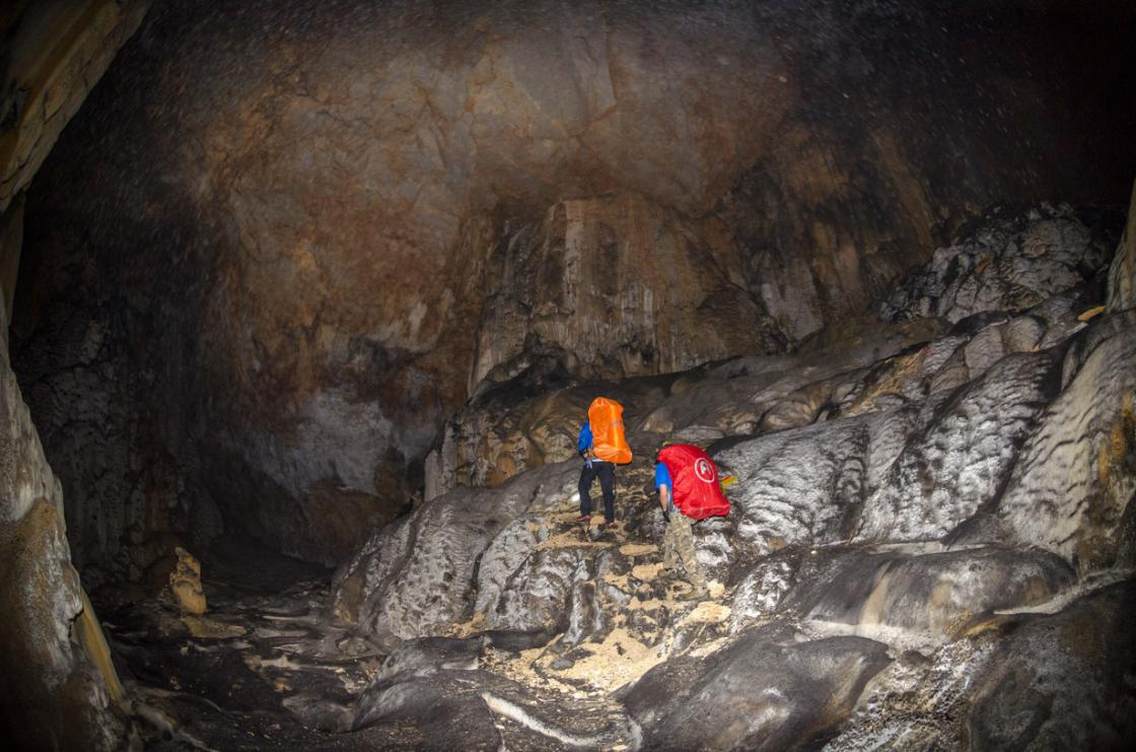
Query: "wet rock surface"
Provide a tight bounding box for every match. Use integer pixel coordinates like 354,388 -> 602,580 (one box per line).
624,626 -> 891,752
16,198 -> 1127,750
966,580 -> 1136,751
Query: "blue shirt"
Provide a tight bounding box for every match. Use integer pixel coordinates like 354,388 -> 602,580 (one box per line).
577,421 -> 593,454
655,462 -> 675,512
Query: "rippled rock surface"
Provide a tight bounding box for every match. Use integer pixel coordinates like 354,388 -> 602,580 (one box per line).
314,204 -> 1136,751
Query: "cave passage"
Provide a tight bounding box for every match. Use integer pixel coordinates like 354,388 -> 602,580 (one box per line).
2,1 -> 1136,750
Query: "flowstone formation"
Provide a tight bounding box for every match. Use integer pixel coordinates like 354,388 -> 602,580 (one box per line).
97,203 -> 1133,750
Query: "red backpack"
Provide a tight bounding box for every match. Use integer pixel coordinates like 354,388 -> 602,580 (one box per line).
659,444 -> 731,520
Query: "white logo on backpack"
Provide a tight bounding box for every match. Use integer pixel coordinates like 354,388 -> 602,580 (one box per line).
694,458 -> 716,483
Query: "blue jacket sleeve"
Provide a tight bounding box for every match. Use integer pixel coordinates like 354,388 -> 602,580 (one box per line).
577,422 -> 592,454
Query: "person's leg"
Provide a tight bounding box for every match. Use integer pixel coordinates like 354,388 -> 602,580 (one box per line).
662,521 -> 678,571
673,515 -> 707,592
578,462 -> 596,518
597,462 -> 615,523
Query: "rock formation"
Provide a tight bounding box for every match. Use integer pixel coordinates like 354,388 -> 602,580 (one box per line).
0,304 -> 124,750
168,546 -> 206,615
311,204 -> 1135,750
11,0 -> 1136,581
1,1 -> 1135,749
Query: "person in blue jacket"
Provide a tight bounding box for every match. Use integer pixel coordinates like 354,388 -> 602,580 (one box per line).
576,420 -> 616,526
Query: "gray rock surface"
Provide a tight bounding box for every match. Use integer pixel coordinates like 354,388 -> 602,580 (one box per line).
333,462 -> 581,645
0,308 -> 124,750
784,545 -> 1075,640
854,351 -> 1060,542
624,625 -> 891,751
881,205 -> 1113,323
992,313 -> 1136,570
1107,180 -> 1136,312
967,581 -> 1136,750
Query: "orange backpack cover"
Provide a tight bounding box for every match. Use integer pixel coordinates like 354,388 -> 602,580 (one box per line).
587,397 -> 632,464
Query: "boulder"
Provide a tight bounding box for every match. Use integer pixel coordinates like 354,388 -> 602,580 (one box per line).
880,205 -> 1114,323
783,545 -> 1074,641
624,624 -> 891,751
713,408 -> 918,556
332,462 -> 580,644
967,581 -> 1136,750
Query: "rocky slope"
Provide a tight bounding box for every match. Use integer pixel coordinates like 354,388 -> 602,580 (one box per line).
7,200 -> 1123,751
315,203 -> 1136,750
11,0 -> 1136,584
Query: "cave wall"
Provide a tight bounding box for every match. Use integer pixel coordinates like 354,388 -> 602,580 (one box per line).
0,304 -> 124,750
11,0 -> 1136,573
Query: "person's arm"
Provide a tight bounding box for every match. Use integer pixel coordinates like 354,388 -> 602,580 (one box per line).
577,422 -> 592,457
658,484 -> 670,513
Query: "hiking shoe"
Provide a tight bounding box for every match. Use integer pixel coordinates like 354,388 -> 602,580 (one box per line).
575,515 -> 591,523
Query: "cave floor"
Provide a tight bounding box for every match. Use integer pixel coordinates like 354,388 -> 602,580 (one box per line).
101,511 -> 724,751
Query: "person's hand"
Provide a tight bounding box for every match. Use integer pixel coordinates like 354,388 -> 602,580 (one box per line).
662,509 -> 671,523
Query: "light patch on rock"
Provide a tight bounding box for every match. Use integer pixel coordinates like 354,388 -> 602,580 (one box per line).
631,562 -> 664,581
680,601 -> 732,626
182,615 -> 247,640
547,628 -> 666,693
169,547 -> 206,615
536,531 -> 614,550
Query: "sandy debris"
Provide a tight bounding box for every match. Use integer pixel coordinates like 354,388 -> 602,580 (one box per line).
708,580 -> 726,599
680,601 -> 732,626
445,611 -> 486,639
243,653 -> 302,671
631,562 -> 664,581
627,597 -> 666,611
181,615 -> 247,639
602,572 -> 631,590
487,642 -> 579,696
537,530 -> 614,550
619,543 -> 658,557
551,628 -> 666,693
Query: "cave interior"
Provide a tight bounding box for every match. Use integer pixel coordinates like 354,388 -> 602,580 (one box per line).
1,1 -> 1135,750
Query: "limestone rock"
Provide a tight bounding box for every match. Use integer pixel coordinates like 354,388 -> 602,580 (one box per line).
14,0 -> 1135,576
967,581 -> 1136,750
333,462 -> 580,645
714,408 -> 918,556
0,310 -> 123,750
1107,180 -> 1136,312
783,545 -> 1074,641
0,0 -> 152,212
168,546 -> 206,615
881,205 -> 1115,324
854,351 -> 1061,542
991,313 -> 1136,570
469,195 -> 786,392
623,625 -> 891,751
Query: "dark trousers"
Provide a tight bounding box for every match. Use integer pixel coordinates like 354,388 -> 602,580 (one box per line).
579,460 -> 615,522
